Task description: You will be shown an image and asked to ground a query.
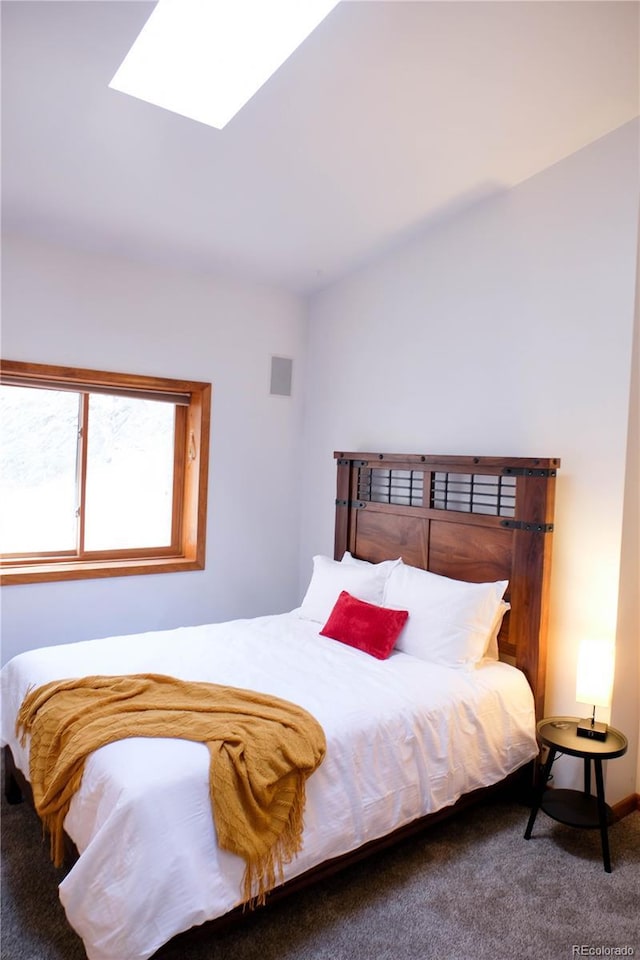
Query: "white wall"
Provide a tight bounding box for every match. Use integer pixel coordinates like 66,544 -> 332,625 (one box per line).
0,234 -> 306,665
609,218 -> 639,806
300,120 -> 639,802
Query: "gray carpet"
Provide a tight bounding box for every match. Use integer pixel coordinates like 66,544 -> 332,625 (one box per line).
2,790 -> 639,960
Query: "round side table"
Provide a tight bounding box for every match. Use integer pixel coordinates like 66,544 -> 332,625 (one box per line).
524,716 -> 627,872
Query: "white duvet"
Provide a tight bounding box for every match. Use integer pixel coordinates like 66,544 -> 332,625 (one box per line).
1,611 -> 537,960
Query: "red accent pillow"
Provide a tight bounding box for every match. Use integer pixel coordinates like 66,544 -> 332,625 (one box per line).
320,591 -> 409,660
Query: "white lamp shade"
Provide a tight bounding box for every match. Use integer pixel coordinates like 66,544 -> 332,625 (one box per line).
576,639 -> 615,708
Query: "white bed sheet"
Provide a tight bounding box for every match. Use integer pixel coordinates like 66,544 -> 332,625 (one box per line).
1,611 -> 537,960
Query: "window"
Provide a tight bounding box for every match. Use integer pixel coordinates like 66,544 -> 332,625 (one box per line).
0,360 -> 211,585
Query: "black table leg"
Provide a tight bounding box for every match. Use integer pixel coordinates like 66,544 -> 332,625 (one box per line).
593,758 -> 611,873
525,746 -> 556,839
583,757 -> 591,796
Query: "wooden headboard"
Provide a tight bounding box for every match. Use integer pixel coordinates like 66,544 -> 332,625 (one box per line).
334,452 -> 560,720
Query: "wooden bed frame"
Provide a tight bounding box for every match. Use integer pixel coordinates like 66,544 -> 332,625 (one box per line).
4,450 -> 560,953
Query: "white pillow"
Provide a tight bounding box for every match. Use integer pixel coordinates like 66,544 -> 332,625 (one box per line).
298,555 -> 392,623
341,551 -> 401,576
483,601 -> 511,661
384,561 -> 508,668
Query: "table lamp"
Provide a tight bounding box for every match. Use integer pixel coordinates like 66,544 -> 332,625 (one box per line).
576,638 -> 615,741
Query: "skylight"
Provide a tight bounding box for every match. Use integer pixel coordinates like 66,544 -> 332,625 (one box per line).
109,0 -> 340,130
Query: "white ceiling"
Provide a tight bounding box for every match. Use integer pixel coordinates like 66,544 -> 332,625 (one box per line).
2,1 -> 639,296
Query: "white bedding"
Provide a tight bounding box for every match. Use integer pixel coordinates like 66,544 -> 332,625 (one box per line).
1,611 -> 537,960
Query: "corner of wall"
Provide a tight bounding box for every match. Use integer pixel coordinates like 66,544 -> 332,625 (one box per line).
610,205 -> 640,802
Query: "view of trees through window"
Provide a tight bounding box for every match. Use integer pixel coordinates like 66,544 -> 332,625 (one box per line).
0,385 -> 176,556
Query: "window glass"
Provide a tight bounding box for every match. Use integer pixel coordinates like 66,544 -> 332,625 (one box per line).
84,395 -> 176,551
0,386 -> 79,554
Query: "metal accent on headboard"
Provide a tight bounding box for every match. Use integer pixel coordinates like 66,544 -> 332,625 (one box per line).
500,520 -> 555,533
502,466 -> 558,477
333,452 -> 560,720
431,471 -> 515,517
358,467 -> 425,507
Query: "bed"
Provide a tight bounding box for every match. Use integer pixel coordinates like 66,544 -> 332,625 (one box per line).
2,451 -> 560,960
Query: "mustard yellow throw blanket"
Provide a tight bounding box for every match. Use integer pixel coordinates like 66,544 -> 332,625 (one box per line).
16,673 -> 326,904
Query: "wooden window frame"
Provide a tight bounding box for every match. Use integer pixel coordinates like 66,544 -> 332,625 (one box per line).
0,360 -> 211,585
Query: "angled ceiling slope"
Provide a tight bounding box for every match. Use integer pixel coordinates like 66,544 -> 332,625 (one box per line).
2,1 -> 639,294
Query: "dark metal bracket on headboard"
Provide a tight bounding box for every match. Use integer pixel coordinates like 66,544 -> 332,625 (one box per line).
500,520 -> 554,533
502,466 -> 558,477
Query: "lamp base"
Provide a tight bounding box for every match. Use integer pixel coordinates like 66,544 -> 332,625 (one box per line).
576,718 -> 608,741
